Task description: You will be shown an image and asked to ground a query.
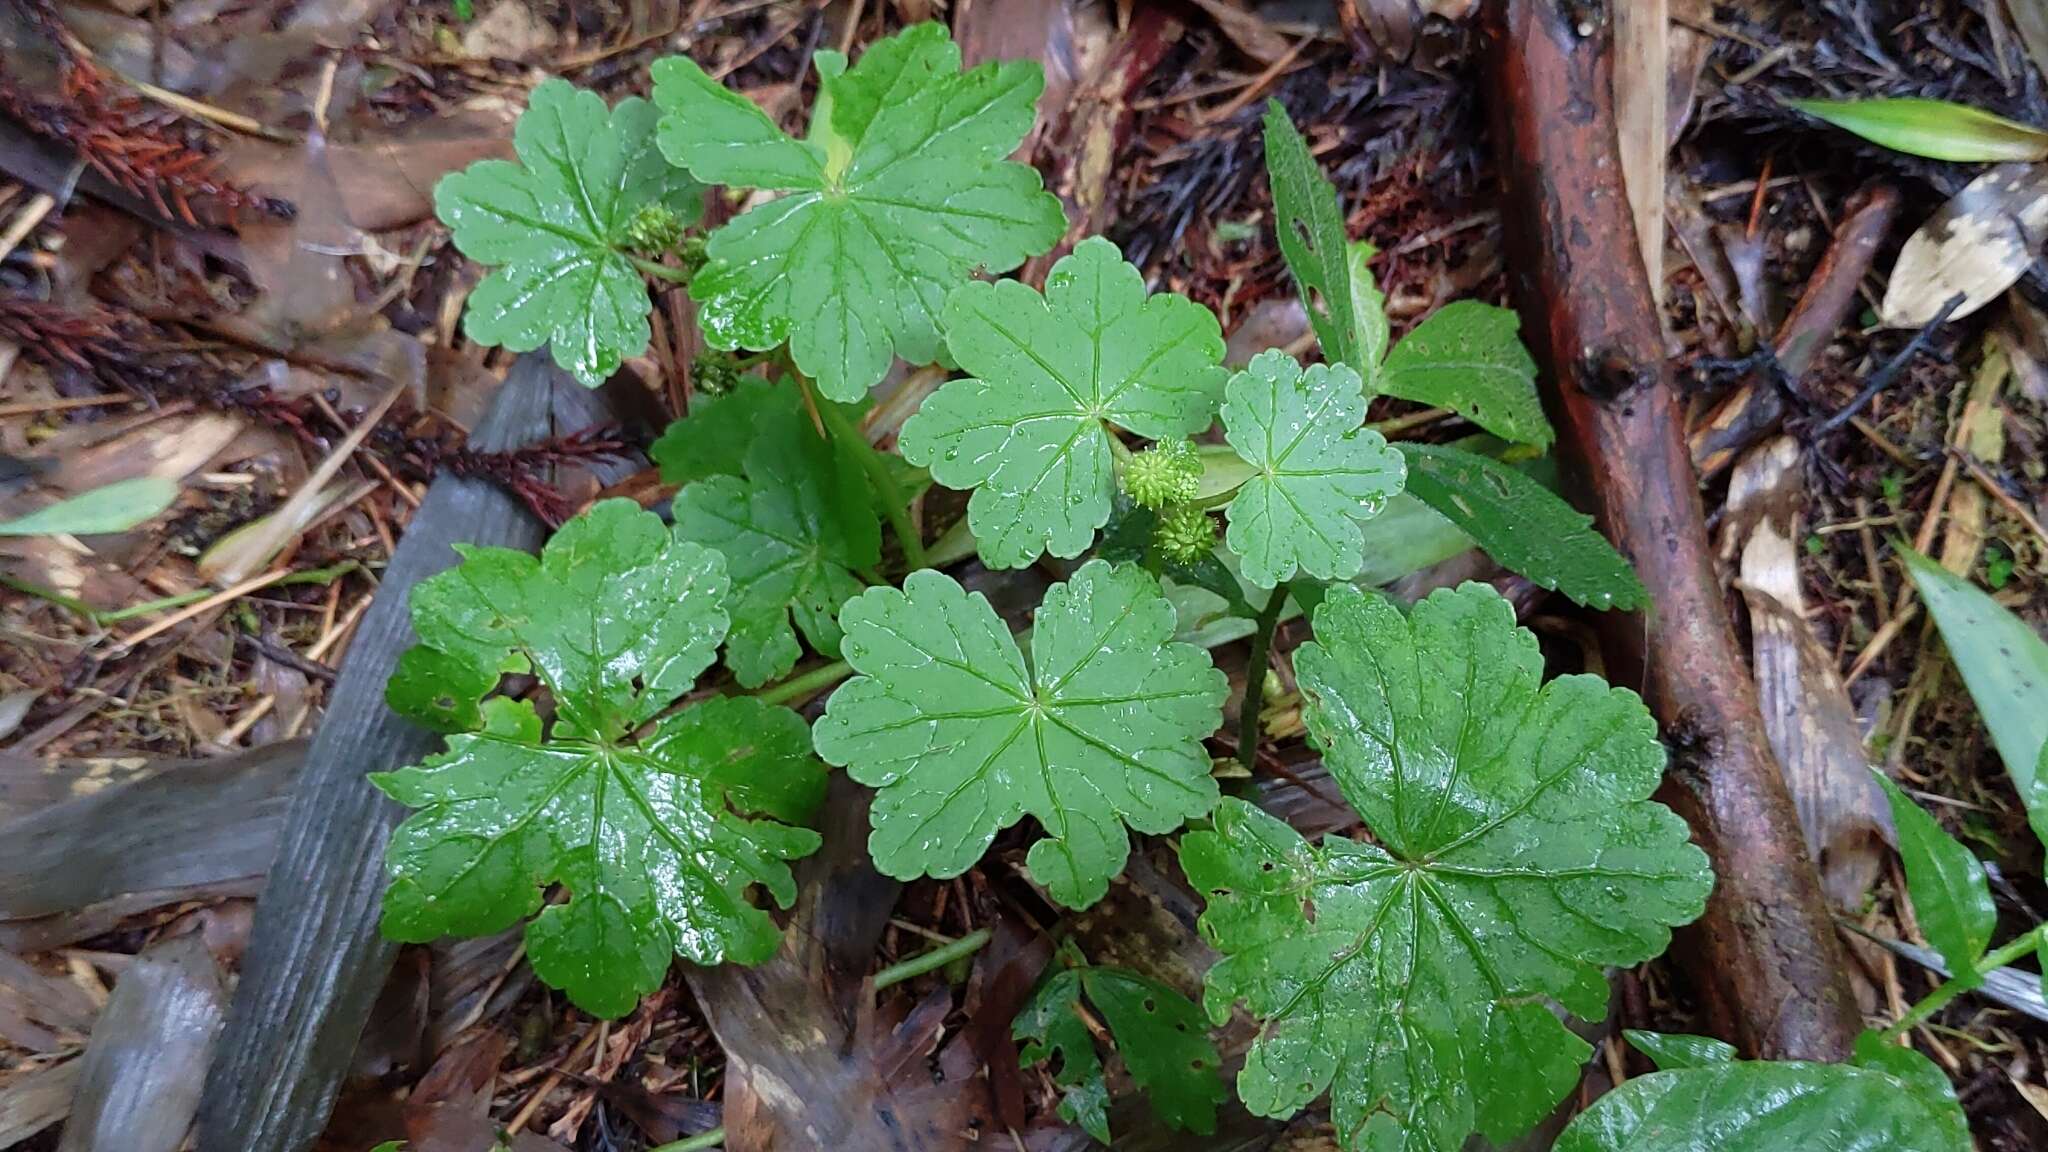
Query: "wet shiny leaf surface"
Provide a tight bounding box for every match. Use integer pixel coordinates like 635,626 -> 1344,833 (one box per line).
813,561 -> 1227,908
654,22 -> 1065,402
1184,584 -> 1712,1152
899,238 -> 1228,569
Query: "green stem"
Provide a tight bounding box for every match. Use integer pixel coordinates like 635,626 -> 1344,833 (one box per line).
1239,586 -> 1289,772
923,517 -> 978,569
631,254 -> 693,285
1188,483 -> 1246,511
1367,405 -> 1452,438
648,1128 -> 724,1152
1882,925 -> 2048,1042
873,928 -> 992,990
751,659 -> 853,708
806,380 -> 929,570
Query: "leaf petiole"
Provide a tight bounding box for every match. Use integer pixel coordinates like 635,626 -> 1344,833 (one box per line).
1238,586 -> 1289,772
630,253 -> 694,285
873,927 -> 992,990
798,371 -> 930,571
750,659 -> 854,709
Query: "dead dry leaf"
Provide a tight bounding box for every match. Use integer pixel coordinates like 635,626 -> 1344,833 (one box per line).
1727,437 -> 1892,909
1882,162 -> 2048,327
460,2 -> 558,62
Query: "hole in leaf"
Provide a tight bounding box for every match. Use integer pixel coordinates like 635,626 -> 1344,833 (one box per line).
1142,997 -> 1157,1013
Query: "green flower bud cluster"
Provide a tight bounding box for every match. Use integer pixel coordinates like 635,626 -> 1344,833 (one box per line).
1154,504 -> 1217,565
692,351 -> 745,396
624,204 -> 691,255
1122,439 -> 1202,510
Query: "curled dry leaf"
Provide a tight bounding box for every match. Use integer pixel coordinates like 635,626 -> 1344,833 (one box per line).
1881,162 -> 2048,328
1725,437 -> 1890,909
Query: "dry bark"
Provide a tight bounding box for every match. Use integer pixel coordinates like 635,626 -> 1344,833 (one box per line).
1480,0 -> 1863,1060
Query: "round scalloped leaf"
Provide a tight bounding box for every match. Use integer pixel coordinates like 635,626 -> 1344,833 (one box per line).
1183,583 -> 1712,1152
812,560 -> 1227,908
435,79 -> 701,387
1219,350 -> 1405,587
653,23 -> 1065,402
900,238 -> 1228,568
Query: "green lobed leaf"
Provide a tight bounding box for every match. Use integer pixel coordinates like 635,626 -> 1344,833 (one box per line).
1900,546 -> 2048,843
1016,968 -> 1111,1142
436,78 -> 701,387
653,23 -> 1066,402
649,376 -> 798,487
1622,1031 -> 1737,1071
900,237 -> 1228,568
1792,96 -> 2048,164
1554,1057 -> 1970,1152
1873,773 -> 1995,978
1263,101 -> 1370,382
1184,583 -> 1712,1152
0,476 -> 179,537
1379,301 -> 1552,449
674,404 -> 880,686
813,560 -> 1227,908
1219,350 -> 1405,588
1017,964 -> 1225,1143
373,500 -> 826,1017
1399,442 -> 1647,610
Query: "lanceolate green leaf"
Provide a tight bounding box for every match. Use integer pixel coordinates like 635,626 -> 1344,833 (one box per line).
1380,301 -> 1552,448
813,561 -> 1227,908
1016,964 -> 1225,1143
674,405 -> 880,687
1553,1058 -> 1971,1152
1399,442 -> 1647,611
653,22 -> 1065,401
1623,1030 -> 1738,1071
1219,351 -> 1404,588
436,79 -> 701,387
900,237 -> 1228,568
1792,96 -> 2048,164
1873,773 -> 1995,979
1263,101 -> 1369,381
1184,584 -> 1711,1152
373,501 -> 825,1016
1900,546 -> 2048,842
0,476 -> 179,537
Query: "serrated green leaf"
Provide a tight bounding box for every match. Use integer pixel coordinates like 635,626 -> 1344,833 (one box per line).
1623,1030 -> 1737,1071
0,476 -> 179,537
675,405 -> 879,686
1900,546 -> 2048,842
1264,101 -> 1371,382
1016,964 -> 1224,1143
373,501 -> 825,1016
1792,96 -> 2048,163
899,237 -> 1228,568
1553,1058 -> 1970,1152
436,79 -> 701,387
654,23 -> 1066,402
1873,773 -> 1995,978
1015,968 -> 1111,1143
1184,584 -> 1712,1152
1219,350 -> 1404,588
649,376 -> 799,487
1379,301 -> 1551,448
1398,442 -> 1647,610
813,560 -> 1226,908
